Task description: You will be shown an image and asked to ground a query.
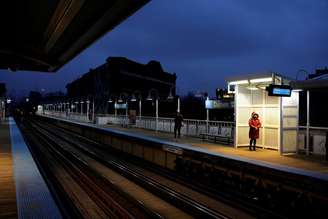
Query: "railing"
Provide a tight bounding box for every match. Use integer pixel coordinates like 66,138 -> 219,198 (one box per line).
298,126 -> 328,155
42,110 -> 91,123
100,114 -> 235,140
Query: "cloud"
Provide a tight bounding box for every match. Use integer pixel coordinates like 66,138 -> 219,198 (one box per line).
1,0 -> 328,97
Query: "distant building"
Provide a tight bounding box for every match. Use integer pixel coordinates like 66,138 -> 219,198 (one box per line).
307,67 -> 328,79
0,83 -> 6,97
66,57 -> 177,114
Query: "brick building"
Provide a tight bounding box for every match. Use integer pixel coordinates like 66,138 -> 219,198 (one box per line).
66,57 -> 177,115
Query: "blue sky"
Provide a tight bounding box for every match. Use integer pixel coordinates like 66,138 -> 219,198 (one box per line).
1,0 -> 328,98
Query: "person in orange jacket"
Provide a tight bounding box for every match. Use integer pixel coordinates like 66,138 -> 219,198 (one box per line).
249,112 -> 261,151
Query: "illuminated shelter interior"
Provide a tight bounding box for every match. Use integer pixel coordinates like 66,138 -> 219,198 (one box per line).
0,0 -> 149,72
227,73 -> 299,154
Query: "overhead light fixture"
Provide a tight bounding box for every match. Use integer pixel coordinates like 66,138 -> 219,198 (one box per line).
257,85 -> 267,90
146,94 -> 153,101
292,89 -> 303,92
107,99 -> 113,103
130,94 -> 137,102
118,99 -> 123,103
228,80 -> 249,85
249,77 -> 272,83
223,94 -> 232,98
247,86 -> 259,90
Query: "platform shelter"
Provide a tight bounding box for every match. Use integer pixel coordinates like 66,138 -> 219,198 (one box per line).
227,73 -> 299,154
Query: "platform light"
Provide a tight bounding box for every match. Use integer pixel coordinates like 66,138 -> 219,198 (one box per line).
167,94 -> 174,100
107,99 -> 113,103
292,89 -> 303,92
249,77 -> 272,84
117,98 -> 123,103
130,94 -> 137,102
146,94 -> 153,101
228,80 -> 249,85
257,85 -> 267,90
247,86 -> 259,90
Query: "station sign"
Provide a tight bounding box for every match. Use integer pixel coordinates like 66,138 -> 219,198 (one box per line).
266,84 -> 292,97
114,103 -> 127,109
162,145 -> 183,155
205,100 -> 231,109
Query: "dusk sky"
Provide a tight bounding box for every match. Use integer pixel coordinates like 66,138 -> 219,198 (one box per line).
1,0 -> 328,98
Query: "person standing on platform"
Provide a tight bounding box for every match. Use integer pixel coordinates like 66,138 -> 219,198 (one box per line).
249,112 -> 261,151
174,112 -> 183,138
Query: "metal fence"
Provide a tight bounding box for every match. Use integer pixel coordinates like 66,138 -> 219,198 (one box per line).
298,126 -> 328,155
42,111 -> 235,140
100,114 -> 235,139
43,110 -> 90,123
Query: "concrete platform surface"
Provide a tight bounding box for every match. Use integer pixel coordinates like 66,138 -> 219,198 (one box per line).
103,124 -> 328,175
0,118 -> 62,219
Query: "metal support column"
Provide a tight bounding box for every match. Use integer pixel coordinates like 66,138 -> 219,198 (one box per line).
114,101 -> 117,117
206,109 -> 209,134
306,90 -> 310,155
177,97 -> 180,113
80,101 -> 83,116
139,99 -> 142,119
92,99 -> 95,123
156,99 -> 158,132
86,100 -> 90,121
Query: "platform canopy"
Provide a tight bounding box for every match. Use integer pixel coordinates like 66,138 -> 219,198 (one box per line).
0,0 -> 149,72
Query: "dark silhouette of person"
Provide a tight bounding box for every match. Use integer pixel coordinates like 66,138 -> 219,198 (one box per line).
248,112 -> 261,151
174,112 -> 183,138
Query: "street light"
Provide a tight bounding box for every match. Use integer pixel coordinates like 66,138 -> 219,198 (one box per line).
132,91 -> 142,119
168,86 -> 180,113
86,99 -> 90,120
75,101 -> 79,113
130,94 -> 137,102
296,69 -> 309,80
80,100 -> 84,116
147,89 -> 159,131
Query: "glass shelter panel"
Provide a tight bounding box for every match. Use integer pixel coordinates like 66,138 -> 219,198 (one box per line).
281,91 -> 299,153
235,85 -> 279,148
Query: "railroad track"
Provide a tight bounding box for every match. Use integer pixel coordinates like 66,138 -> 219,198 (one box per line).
20,118 -> 246,219
20,121 -> 161,219
33,118 -> 282,219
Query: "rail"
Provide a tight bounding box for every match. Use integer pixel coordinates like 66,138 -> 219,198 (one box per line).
41,111 -> 235,144
102,114 -> 235,139
29,118 -> 230,219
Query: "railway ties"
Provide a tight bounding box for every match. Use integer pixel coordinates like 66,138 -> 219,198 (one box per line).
20,119 -> 247,219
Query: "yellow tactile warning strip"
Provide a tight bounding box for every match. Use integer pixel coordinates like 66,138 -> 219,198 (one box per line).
0,119 -> 17,218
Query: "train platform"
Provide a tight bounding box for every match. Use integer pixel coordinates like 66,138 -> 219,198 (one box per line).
38,114 -> 328,179
102,123 -> 328,175
0,118 -> 62,218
